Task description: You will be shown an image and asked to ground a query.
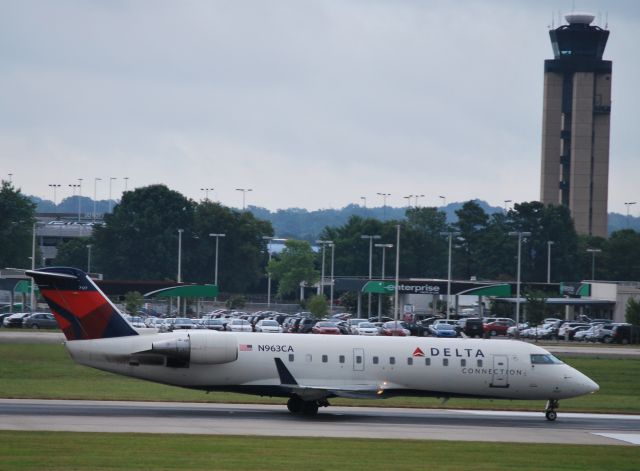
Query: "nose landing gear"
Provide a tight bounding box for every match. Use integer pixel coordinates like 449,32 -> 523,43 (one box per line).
545,399 -> 559,421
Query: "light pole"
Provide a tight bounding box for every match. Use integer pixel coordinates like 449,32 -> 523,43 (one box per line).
439,195 -> 446,207
48,184 -> 61,207
403,195 -> 413,208
177,229 -> 184,314
393,224 -> 401,322
316,240 -> 333,299
235,188 -> 253,210
77,178 -> 83,222
360,196 -> 367,208
440,231 -> 461,319
509,231 -> 531,332
414,194 -> 425,207
377,192 -> 390,219
30,223 -> 36,312
586,248 -> 602,280
109,177 -> 117,213
504,199 -> 512,213
547,241 -> 555,284
93,177 -> 101,223
209,233 -> 226,300
124,177 -> 129,192
86,244 -> 92,273
201,187 -> 214,201
625,202 -> 637,228
69,184 -> 79,216
375,243 -> 393,322
262,236 -> 286,307
361,234 -> 381,317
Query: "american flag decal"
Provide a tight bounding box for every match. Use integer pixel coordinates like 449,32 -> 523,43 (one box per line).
239,344 -> 253,352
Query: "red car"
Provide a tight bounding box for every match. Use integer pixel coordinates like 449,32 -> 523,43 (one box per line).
483,320 -> 514,336
311,321 -> 341,335
380,321 -> 410,336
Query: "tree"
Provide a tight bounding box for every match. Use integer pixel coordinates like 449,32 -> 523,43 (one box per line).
268,240 -> 318,298
626,298 -> 640,344
123,291 -> 144,316
0,181 -> 36,269
307,294 -> 328,319
93,184 -> 196,280
602,230 -> 640,281
525,290 -> 549,341
54,238 -> 93,270
454,201 -> 489,279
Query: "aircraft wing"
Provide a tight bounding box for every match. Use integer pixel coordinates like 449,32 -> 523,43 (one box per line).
274,358 -> 390,401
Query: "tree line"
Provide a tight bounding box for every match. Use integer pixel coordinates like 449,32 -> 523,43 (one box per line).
2,181 -> 640,300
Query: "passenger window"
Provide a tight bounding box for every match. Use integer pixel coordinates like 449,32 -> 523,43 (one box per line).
339,355 -> 345,364
443,359 -> 449,367
477,359 -> 483,367
356,356 -> 362,364
425,358 -> 431,366
390,357 -> 396,365
372,356 -> 379,365
289,354 -> 294,362
407,358 -> 413,365
461,359 -> 466,367
322,355 -> 328,363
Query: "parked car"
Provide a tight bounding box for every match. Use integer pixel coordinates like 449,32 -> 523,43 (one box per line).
610,324 -> 635,344
198,318 -> 228,331
380,321 -> 410,336
0,312 -> 16,327
311,321 -> 341,335
592,323 -> 616,343
158,318 -> 176,333
347,318 -> 369,334
354,322 -> 380,336
575,325 -> 601,342
429,323 -> 458,338
565,324 -> 591,340
283,317 -> 301,333
255,319 -> 282,333
172,318 -> 196,330
3,312 -> 31,328
558,322 -> 588,339
483,320 -> 514,337
457,318 -> 484,337
22,312 -> 57,329
297,318 -> 316,334
226,318 -> 252,332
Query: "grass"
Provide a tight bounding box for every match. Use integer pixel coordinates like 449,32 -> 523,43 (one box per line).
0,431 -> 638,471
1,343 -> 639,413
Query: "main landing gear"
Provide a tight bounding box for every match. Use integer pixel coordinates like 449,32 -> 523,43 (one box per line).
545,399 -> 559,421
287,396 -> 328,416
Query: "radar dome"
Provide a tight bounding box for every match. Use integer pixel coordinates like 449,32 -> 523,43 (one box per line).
565,12 -> 595,25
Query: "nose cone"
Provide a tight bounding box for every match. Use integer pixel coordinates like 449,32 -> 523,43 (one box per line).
572,370 -> 599,396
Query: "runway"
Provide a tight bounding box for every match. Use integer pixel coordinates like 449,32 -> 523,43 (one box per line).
1,399 -> 639,446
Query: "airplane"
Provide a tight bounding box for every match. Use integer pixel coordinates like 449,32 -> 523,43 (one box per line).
26,266 -> 599,421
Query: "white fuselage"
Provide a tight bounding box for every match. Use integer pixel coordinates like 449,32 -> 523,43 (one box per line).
65,330 -> 598,401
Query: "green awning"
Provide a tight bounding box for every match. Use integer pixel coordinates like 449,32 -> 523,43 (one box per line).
144,285 -> 219,299
14,280 -> 38,294
456,284 -> 512,297
362,281 -> 396,294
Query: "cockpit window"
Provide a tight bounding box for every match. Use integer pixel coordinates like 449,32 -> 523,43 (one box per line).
530,354 -> 563,365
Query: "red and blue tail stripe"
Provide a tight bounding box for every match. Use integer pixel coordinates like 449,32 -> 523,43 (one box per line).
26,267 -> 138,341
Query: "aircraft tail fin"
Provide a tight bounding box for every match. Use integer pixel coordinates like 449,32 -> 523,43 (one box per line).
26,267 -> 138,341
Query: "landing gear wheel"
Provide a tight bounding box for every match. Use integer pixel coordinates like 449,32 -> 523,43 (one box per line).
287,396 -> 303,414
545,399 -> 559,421
301,401 -> 319,416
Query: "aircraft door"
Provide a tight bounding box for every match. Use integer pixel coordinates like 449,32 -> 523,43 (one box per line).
490,355 -> 509,388
353,348 -> 365,372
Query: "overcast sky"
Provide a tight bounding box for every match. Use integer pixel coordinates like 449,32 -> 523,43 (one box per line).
1,0 -> 638,213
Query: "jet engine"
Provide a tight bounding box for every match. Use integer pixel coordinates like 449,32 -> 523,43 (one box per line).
150,331 -> 238,365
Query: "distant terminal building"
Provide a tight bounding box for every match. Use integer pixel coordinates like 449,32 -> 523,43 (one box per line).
540,12 -> 612,238
35,213 -> 100,265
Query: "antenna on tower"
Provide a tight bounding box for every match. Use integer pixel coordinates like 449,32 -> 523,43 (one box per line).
550,12 -> 555,29
605,12 -> 608,29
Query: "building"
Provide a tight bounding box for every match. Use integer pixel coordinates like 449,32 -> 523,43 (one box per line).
540,12 -> 612,238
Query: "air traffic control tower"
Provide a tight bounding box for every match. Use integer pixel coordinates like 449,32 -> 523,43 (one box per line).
540,12 -> 611,238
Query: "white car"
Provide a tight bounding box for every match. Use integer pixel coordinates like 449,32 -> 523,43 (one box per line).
354,322 -> 380,336
255,319 -> 282,333
226,318 -> 252,332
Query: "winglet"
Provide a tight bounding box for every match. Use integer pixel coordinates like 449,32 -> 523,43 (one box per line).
274,358 -> 298,385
